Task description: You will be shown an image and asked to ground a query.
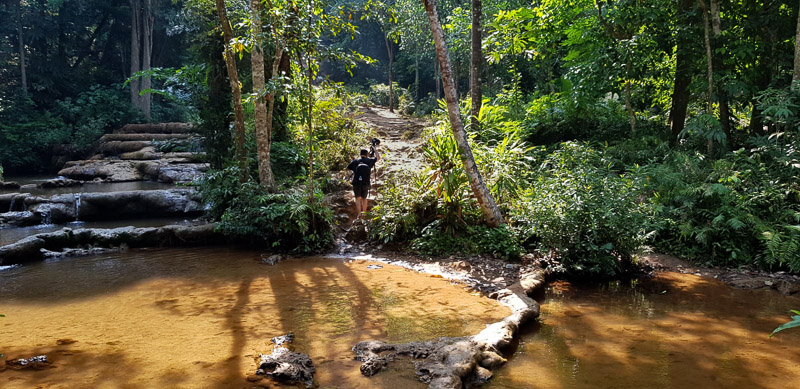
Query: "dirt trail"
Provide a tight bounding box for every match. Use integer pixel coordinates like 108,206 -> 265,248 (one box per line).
330,106 -> 430,245
355,105 -> 429,177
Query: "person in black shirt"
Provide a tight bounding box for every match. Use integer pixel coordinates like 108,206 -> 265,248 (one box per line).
346,145 -> 381,218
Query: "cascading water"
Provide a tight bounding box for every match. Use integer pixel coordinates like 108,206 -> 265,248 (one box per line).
9,197 -> 16,212
74,193 -> 82,222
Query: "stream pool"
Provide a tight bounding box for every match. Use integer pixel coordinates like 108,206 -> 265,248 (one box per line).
1,248 -> 799,388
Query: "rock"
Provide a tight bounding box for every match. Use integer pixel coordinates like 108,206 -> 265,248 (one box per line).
6,355 -> 50,370
449,261 -> 471,271
366,264 -> 383,270
353,271 -> 540,388
38,178 -> 82,188
0,181 -> 21,190
261,254 -> 284,266
256,332 -> 315,387
114,122 -> 194,134
0,223 -> 223,266
775,280 -> 800,295
0,211 -> 41,226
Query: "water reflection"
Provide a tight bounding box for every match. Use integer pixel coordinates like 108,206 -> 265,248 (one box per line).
0,248 -> 508,388
492,275 -> 800,388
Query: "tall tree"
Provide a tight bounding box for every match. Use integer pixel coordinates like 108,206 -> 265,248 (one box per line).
130,0 -> 142,110
129,0 -> 155,121
250,0 -> 276,190
669,0 -> 695,145
794,0 -> 800,89
15,0 -> 26,94
469,0 -> 481,132
215,0 -> 248,180
422,0 -> 503,228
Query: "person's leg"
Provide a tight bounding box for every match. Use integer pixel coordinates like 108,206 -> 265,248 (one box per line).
359,197 -> 368,215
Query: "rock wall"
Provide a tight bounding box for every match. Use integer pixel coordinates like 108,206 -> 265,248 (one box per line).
0,189 -> 204,226
0,224 -> 224,265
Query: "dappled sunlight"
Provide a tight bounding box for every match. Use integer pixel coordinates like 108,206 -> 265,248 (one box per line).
492,273 -> 800,388
0,247 -> 508,388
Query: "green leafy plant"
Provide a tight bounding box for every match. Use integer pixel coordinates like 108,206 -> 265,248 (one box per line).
511,142 -> 649,276
771,310 -> 800,338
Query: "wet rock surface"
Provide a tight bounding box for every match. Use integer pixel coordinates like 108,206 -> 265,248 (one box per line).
0,181 -> 21,190
0,223 -> 224,265
56,122 -> 207,183
4,355 -> 51,370
254,332 -> 315,387
351,254 -> 544,388
0,189 -> 203,227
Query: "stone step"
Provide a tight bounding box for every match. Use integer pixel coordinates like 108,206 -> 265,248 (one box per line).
113,122 -> 194,135
100,133 -> 194,142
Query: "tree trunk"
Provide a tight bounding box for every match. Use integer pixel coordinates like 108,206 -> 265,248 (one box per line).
250,0 -> 275,190
711,0 -> 731,142
16,0 -> 27,94
385,33 -> 394,112
470,0 -> 482,132
130,0 -> 142,110
700,0 -> 713,154
215,0 -> 248,180
141,0 -> 155,122
422,0 -> 504,228
415,54 -> 420,101
435,61 -> 441,98
794,0 -> 800,89
306,54 -> 315,202
273,51 -> 291,142
669,0 -> 694,146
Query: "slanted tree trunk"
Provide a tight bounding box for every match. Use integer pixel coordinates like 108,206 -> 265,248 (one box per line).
669,0 -> 694,146
16,0 -> 27,94
130,0 -> 142,109
794,0 -> 800,89
141,0 -> 155,122
422,0 -> 504,228
250,0 -> 275,190
385,33 -> 394,112
470,0 -> 482,132
215,0 -> 248,180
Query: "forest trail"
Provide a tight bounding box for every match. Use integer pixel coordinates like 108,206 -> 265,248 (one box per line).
330,105 -> 430,245
355,105 -> 429,177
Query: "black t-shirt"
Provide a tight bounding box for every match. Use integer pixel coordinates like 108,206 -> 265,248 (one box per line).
347,157 -> 377,185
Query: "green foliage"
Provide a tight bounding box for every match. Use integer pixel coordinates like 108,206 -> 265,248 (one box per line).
367,82 -> 405,108
771,310 -> 800,338
522,93 -> 630,145
510,142 -> 649,276
636,138 -> 800,271
198,167 -> 334,253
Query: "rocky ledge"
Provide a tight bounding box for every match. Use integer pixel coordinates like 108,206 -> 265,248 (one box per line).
0,189 -> 203,226
352,262 -> 545,389
0,223 -> 224,265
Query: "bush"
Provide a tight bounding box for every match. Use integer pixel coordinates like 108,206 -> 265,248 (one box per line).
198,166 -> 334,253
522,94 -> 629,145
638,140 -> 800,271
367,82 -> 405,108
510,142 -> 650,276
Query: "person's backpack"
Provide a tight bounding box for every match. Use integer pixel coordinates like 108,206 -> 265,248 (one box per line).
355,160 -> 371,183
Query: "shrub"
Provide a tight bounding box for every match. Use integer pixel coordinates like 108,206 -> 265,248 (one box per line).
198,166 -> 334,253
510,142 -> 650,276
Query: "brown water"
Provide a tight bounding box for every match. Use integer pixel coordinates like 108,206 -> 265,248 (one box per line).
0,247 -> 509,388
492,273 -> 800,389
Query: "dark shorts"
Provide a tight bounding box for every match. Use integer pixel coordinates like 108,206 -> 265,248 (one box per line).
353,183 -> 370,198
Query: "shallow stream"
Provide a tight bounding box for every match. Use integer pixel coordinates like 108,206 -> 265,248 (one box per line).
2,248 -> 800,388
0,247 -> 508,388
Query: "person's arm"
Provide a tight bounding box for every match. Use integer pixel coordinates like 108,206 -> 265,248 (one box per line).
373,146 -> 380,163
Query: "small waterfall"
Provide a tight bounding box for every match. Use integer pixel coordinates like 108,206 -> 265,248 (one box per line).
9,197 -> 16,212
74,193 -> 82,222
